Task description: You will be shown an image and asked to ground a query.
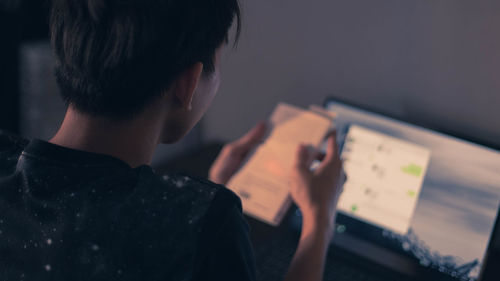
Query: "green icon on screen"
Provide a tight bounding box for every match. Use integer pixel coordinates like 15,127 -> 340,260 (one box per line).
407,190 -> 416,197
401,164 -> 423,177
351,204 -> 358,213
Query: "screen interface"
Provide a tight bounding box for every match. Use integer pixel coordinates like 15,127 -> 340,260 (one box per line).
339,125 -> 431,235
323,101 -> 500,281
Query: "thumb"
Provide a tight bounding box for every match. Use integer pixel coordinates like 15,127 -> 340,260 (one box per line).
232,121 -> 268,152
293,144 -> 315,177
318,131 -> 339,169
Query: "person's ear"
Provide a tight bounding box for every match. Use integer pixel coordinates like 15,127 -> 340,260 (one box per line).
172,62 -> 204,110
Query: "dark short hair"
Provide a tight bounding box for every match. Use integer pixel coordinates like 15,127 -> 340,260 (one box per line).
50,0 -> 241,119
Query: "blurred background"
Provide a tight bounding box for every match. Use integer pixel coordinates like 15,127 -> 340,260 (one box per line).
2,0 -> 498,164
207,0 -> 500,148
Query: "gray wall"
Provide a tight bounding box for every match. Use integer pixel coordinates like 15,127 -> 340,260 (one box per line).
204,0 -> 500,147
20,42 -> 66,140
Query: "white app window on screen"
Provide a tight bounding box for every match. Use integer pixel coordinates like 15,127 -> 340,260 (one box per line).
337,125 -> 431,234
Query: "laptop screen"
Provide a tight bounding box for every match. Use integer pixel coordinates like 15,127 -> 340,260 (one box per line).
297,100 -> 500,281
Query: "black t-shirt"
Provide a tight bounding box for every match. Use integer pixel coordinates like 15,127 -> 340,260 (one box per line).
0,131 -> 256,281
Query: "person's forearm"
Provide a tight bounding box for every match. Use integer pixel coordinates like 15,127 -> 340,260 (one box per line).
283,214 -> 334,281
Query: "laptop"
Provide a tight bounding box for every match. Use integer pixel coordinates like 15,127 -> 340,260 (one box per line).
259,98 -> 500,281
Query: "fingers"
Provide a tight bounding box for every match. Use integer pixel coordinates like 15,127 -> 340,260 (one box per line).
232,121 -> 268,152
323,131 -> 339,163
316,131 -> 340,173
293,144 -> 316,176
315,152 -> 326,162
294,144 -> 308,168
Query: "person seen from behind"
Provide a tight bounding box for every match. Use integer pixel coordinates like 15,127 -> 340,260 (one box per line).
0,0 -> 345,280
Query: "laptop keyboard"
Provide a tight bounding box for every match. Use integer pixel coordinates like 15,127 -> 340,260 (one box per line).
254,234 -> 389,281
